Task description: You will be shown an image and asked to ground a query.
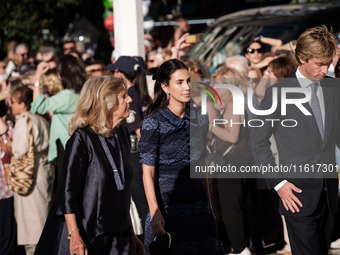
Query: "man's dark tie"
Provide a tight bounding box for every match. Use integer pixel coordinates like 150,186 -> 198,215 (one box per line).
310,82 -> 324,139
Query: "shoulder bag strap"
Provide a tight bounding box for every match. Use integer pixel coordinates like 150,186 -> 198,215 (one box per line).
98,132 -> 125,191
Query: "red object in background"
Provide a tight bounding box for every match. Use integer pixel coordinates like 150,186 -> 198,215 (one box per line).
104,15 -> 114,31
110,35 -> 115,47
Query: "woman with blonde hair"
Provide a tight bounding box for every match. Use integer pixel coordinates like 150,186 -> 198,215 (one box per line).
40,73 -> 63,97
35,75 -> 144,255
207,67 -> 253,255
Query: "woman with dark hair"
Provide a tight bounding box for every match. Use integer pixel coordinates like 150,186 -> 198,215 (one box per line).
261,55 -> 298,255
254,54 -> 299,102
10,86 -> 52,255
31,54 -> 86,181
207,67 -> 254,255
244,39 -> 276,70
266,56 -> 298,80
35,76 -> 144,255
244,39 -> 266,67
55,54 -> 85,94
139,59 -> 224,255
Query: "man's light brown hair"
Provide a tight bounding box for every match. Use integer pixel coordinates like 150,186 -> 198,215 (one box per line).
295,25 -> 337,65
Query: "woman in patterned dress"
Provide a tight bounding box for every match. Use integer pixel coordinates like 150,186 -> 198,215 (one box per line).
139,59 -> 224,255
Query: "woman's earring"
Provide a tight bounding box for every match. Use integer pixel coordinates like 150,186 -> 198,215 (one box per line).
166,91 -> 169,100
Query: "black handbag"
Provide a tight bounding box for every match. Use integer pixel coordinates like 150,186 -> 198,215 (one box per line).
149,232 -> 171,255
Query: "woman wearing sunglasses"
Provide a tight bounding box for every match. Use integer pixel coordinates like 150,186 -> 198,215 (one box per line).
244,39 -> 277,71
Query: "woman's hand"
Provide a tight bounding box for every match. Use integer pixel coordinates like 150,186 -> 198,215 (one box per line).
133,235 -> 145,255
142,164 -> 166,237
35,61 -> 49,81
150,209 -> 166,237
64,214 -> 87,255
69,229 -> 88,255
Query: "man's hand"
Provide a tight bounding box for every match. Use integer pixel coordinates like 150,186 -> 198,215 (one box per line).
171,33 -> 191,59
34,61 -> 49,84
277,182 -> 303,213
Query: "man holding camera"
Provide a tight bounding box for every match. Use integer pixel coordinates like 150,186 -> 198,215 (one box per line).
166,18 -> 191,51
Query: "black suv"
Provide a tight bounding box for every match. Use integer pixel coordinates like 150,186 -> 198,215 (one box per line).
190,2 -> 340,69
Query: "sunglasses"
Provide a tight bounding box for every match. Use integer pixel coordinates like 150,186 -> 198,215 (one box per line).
44,56 -> 56,63
247,48 -> 264,54
34,56 -> 56,66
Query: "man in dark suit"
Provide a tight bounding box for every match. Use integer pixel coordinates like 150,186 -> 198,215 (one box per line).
251,26 -> 340,255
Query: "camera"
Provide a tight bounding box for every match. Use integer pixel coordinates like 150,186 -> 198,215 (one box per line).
185,34 -> 204,44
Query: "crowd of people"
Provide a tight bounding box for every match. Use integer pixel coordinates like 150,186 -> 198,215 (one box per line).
0,21 -> 340,255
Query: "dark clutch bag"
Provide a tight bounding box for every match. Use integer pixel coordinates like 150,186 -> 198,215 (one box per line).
149,232 -> 171,255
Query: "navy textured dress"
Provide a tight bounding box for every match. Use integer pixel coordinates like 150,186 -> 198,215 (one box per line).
139,105 -> 224,255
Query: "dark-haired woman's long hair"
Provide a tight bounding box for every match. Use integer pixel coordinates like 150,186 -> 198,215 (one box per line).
135,67 -> 152,107
121,67 -> 152,107
57,54 -> 86,93
147,59 -> 188,115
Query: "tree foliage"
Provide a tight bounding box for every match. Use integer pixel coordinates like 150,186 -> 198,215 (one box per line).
0,0 -> 82,58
